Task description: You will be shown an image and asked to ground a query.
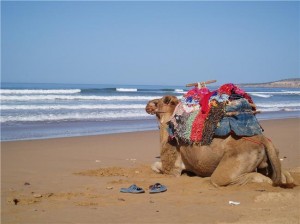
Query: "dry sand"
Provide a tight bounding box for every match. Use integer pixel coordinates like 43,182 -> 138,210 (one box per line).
1,118 -> 300,224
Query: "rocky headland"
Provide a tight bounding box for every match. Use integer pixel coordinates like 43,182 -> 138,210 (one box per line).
240,78 -> 300,88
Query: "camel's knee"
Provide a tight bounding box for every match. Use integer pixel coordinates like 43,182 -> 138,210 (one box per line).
151,161 -> 162,173
210,178 -> 227,187
210,172 -> 232,187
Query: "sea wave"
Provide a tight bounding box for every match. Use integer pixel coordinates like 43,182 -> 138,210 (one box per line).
0,87 -> 191,95
258,108 -> 300,112
249,93 -> 273,98
1,104 -> 146,110
280,90 -> 300,94
174,89 -> 186,94
2,106 -> 298,123
249,91 -> 300,96
116,88 -> 138,92
0,89 -> 81,95
0,111 -> 150,123
1,95 -> 159,101
256,102 -> 300,108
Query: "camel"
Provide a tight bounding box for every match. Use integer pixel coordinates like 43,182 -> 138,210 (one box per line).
146,95 -> 294,187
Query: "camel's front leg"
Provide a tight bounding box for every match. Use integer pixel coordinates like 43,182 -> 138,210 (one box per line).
152,144 -> 185,177
151,161 -> 163,173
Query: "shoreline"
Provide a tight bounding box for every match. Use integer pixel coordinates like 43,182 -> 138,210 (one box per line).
2,117 -> 300,223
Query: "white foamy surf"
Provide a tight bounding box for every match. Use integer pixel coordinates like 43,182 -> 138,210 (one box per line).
1,83 -> 299,141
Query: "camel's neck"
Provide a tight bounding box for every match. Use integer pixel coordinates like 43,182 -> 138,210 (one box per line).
159,122 -> 171,146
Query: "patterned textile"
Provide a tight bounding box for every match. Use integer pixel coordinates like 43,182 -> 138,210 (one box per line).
201,101 -> 226,145
218,83 -> 254,105
214,99 -> 263,136
167,105 -> 199,144
190,111 -> 207,143
167,83 -> 262,145
182,87 -> 210,105
168,87 -> 213,144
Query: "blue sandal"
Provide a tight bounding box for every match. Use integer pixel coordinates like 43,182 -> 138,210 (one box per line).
120,184 -> 145,194
149,183 -> 167,194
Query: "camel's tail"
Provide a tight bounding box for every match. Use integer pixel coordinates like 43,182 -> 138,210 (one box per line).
261,137 -> 282,186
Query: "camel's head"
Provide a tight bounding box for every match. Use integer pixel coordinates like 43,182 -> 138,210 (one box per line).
145,95 -> 179,124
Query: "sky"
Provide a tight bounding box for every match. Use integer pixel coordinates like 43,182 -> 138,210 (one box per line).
1,1 -> 299,86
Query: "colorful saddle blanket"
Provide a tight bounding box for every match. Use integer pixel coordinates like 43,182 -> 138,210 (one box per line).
167,83 -> 263,145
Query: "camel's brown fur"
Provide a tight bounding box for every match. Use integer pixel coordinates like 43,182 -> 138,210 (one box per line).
146,95 -> 294,187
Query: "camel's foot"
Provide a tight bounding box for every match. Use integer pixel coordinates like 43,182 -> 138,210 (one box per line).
280,170 -> 295,188
151,161 -> 162,173
151,161 -> 183,177
211,172 -> 273,187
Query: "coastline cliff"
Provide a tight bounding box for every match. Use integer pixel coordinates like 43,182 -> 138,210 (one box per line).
240,78 -> 300,88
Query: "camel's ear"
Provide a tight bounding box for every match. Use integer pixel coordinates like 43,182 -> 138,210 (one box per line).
169,96 -> 179,106
145,99 -> 159,115
162,96 -> 179,106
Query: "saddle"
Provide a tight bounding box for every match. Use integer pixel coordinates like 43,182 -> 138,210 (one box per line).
167,83 -> 263,145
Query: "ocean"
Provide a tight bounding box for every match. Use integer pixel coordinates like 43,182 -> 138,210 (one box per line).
1,82 -> 299,141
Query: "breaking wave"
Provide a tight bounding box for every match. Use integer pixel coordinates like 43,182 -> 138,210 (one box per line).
0,111 -> 149,123
1,104 -> 145,110
250,93 -> 273,98
249,91 -> 300,98
0,89 -> 81,95
174,89 -> 186,94
256,102 -> 300,108
258,108 -> 300,112
1,86 -> 299,126
280,90 -> 300,95
1,95 -> 157,101
116,88 -> 138,92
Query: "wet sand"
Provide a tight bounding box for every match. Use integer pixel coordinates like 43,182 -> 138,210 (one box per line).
1,118 -> 300,224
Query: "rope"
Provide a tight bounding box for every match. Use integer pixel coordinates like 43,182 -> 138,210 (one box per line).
242,137 -> 263,145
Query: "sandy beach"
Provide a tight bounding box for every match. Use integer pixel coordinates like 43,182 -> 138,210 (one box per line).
1,118 -> 300,224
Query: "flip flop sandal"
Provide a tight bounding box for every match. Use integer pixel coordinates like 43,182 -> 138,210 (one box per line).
149,183 -> 167,194
120,184 -> 145,194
